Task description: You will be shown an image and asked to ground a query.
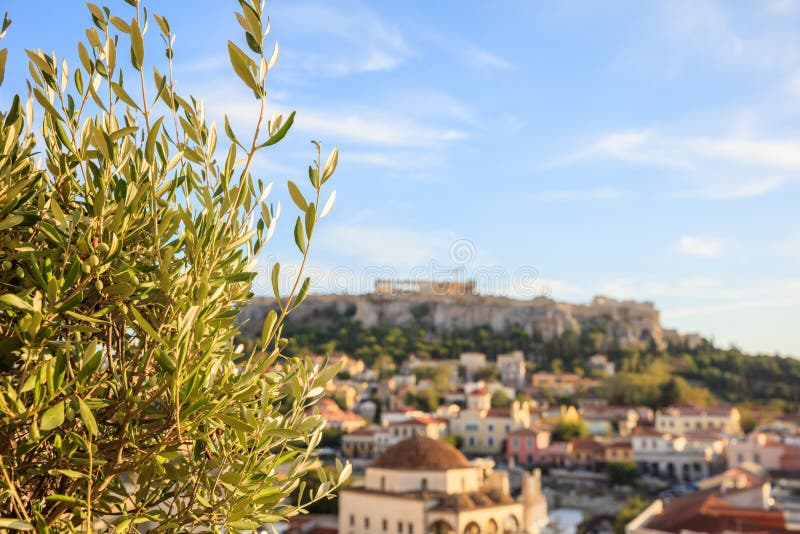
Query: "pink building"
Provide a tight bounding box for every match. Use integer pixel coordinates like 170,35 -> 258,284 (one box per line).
728,431 -> 800,472
506,428 -> 551,466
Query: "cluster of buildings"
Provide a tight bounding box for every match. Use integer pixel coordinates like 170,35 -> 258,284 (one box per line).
627,464 -> 800,533
304,351 -> 800,533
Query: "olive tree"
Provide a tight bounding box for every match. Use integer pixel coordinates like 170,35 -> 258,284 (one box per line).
0,1 -> 347,531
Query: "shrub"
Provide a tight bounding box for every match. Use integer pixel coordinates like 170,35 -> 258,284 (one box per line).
0,1 -> 347,531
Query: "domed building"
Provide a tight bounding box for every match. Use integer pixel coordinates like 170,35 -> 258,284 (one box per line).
338,435 -> 547,534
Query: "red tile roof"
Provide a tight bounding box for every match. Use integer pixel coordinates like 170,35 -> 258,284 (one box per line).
646,493 -> 788,533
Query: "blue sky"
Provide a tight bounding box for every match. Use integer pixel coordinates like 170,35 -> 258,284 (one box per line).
2,1 -> 800,356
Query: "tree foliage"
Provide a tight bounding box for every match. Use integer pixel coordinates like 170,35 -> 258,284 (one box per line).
606,461 -> 639,488
614,496 -> 647,534
551,416 -> 589,442
0,2 -> 347,531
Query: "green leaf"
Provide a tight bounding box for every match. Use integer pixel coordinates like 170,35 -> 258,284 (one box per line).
287,181 -> 307,211
153,349 -> 175,373
40,401 -> 65,431
0,48 -> 7,87
129,306 -> 164,346
145,116 -> 165,161
45,494 -> 86,507
4,94 -> 20,126
0,519 -> 34,531
56,291 -> 83,313
0,294 -> 33,312
227,40 -> 260,94
291,277 -> 311,310
293,216 -> 306,254
130,19 -> 144,70
153,14 -> 170,36
271,263 -> 281,304
76,350 -> 102,382
109,16 -> 130,33
308,165 -> 319,188
77,398 -> 98,436
217,413 -> 255,433
259,110 -> 295,147
261,309 -> 277,349
104,282 -> 135,297
0,214 -> 23,231
305,202 -> 316,239
48,468 -> 88,480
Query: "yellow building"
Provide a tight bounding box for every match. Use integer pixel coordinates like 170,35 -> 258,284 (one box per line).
338,435 -> 548,534
449,390 -> 532,455
655,406 -> 741,435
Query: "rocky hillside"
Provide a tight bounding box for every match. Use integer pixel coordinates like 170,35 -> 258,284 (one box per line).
239,293 -> 701,351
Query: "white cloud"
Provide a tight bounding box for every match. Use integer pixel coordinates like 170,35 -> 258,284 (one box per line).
534,186 -> 627,201
676,235 -> 726,258
472,49 -> 513,70
317,224 -> 456,268
685,176 -> 785,199
270,1 -> 408,78
767,0 -> 800,15
293,107 -> 468,147
665,296 -> 800,318
686,138 -> 800,169
556,129 -> 800,199
595,131 -> 651,153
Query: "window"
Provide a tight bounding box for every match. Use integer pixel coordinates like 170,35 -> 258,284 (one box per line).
754,453 -> 761,464
409,524 -> 414,534
488,437 -> 494,446
381,477 -> 386,491
512,438 -> 519,449
382,519 -> 387,531
349,515 -> 355,527
465,423 -> 479,432
488,423 -> 494,432
421,478 -> 428,491
505,423 -> 510,432
527,438 -> 533,449
365,518 -> 370,529
398,521 -> 403,533
468,436 -> 475,446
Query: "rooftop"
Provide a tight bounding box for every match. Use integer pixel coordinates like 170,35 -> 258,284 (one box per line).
372,435 -> 471,471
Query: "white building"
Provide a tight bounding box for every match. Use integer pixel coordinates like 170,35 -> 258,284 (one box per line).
632,428 -> 727,481
654,406 -> 741,435
338,435 -> 548,534
497,351 -> 526,389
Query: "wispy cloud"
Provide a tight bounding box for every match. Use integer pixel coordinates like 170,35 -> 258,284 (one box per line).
666,296 -> 800,318
471,49 -> 513,70
683,176 -> 785,199
533,186 -> 627,202
317,223 -> 457,268
293,107 -> 468,147
621,0 -> 800,77
676,235 -> 726,258
555,129 -> 800,199
270,1 -> 409,78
